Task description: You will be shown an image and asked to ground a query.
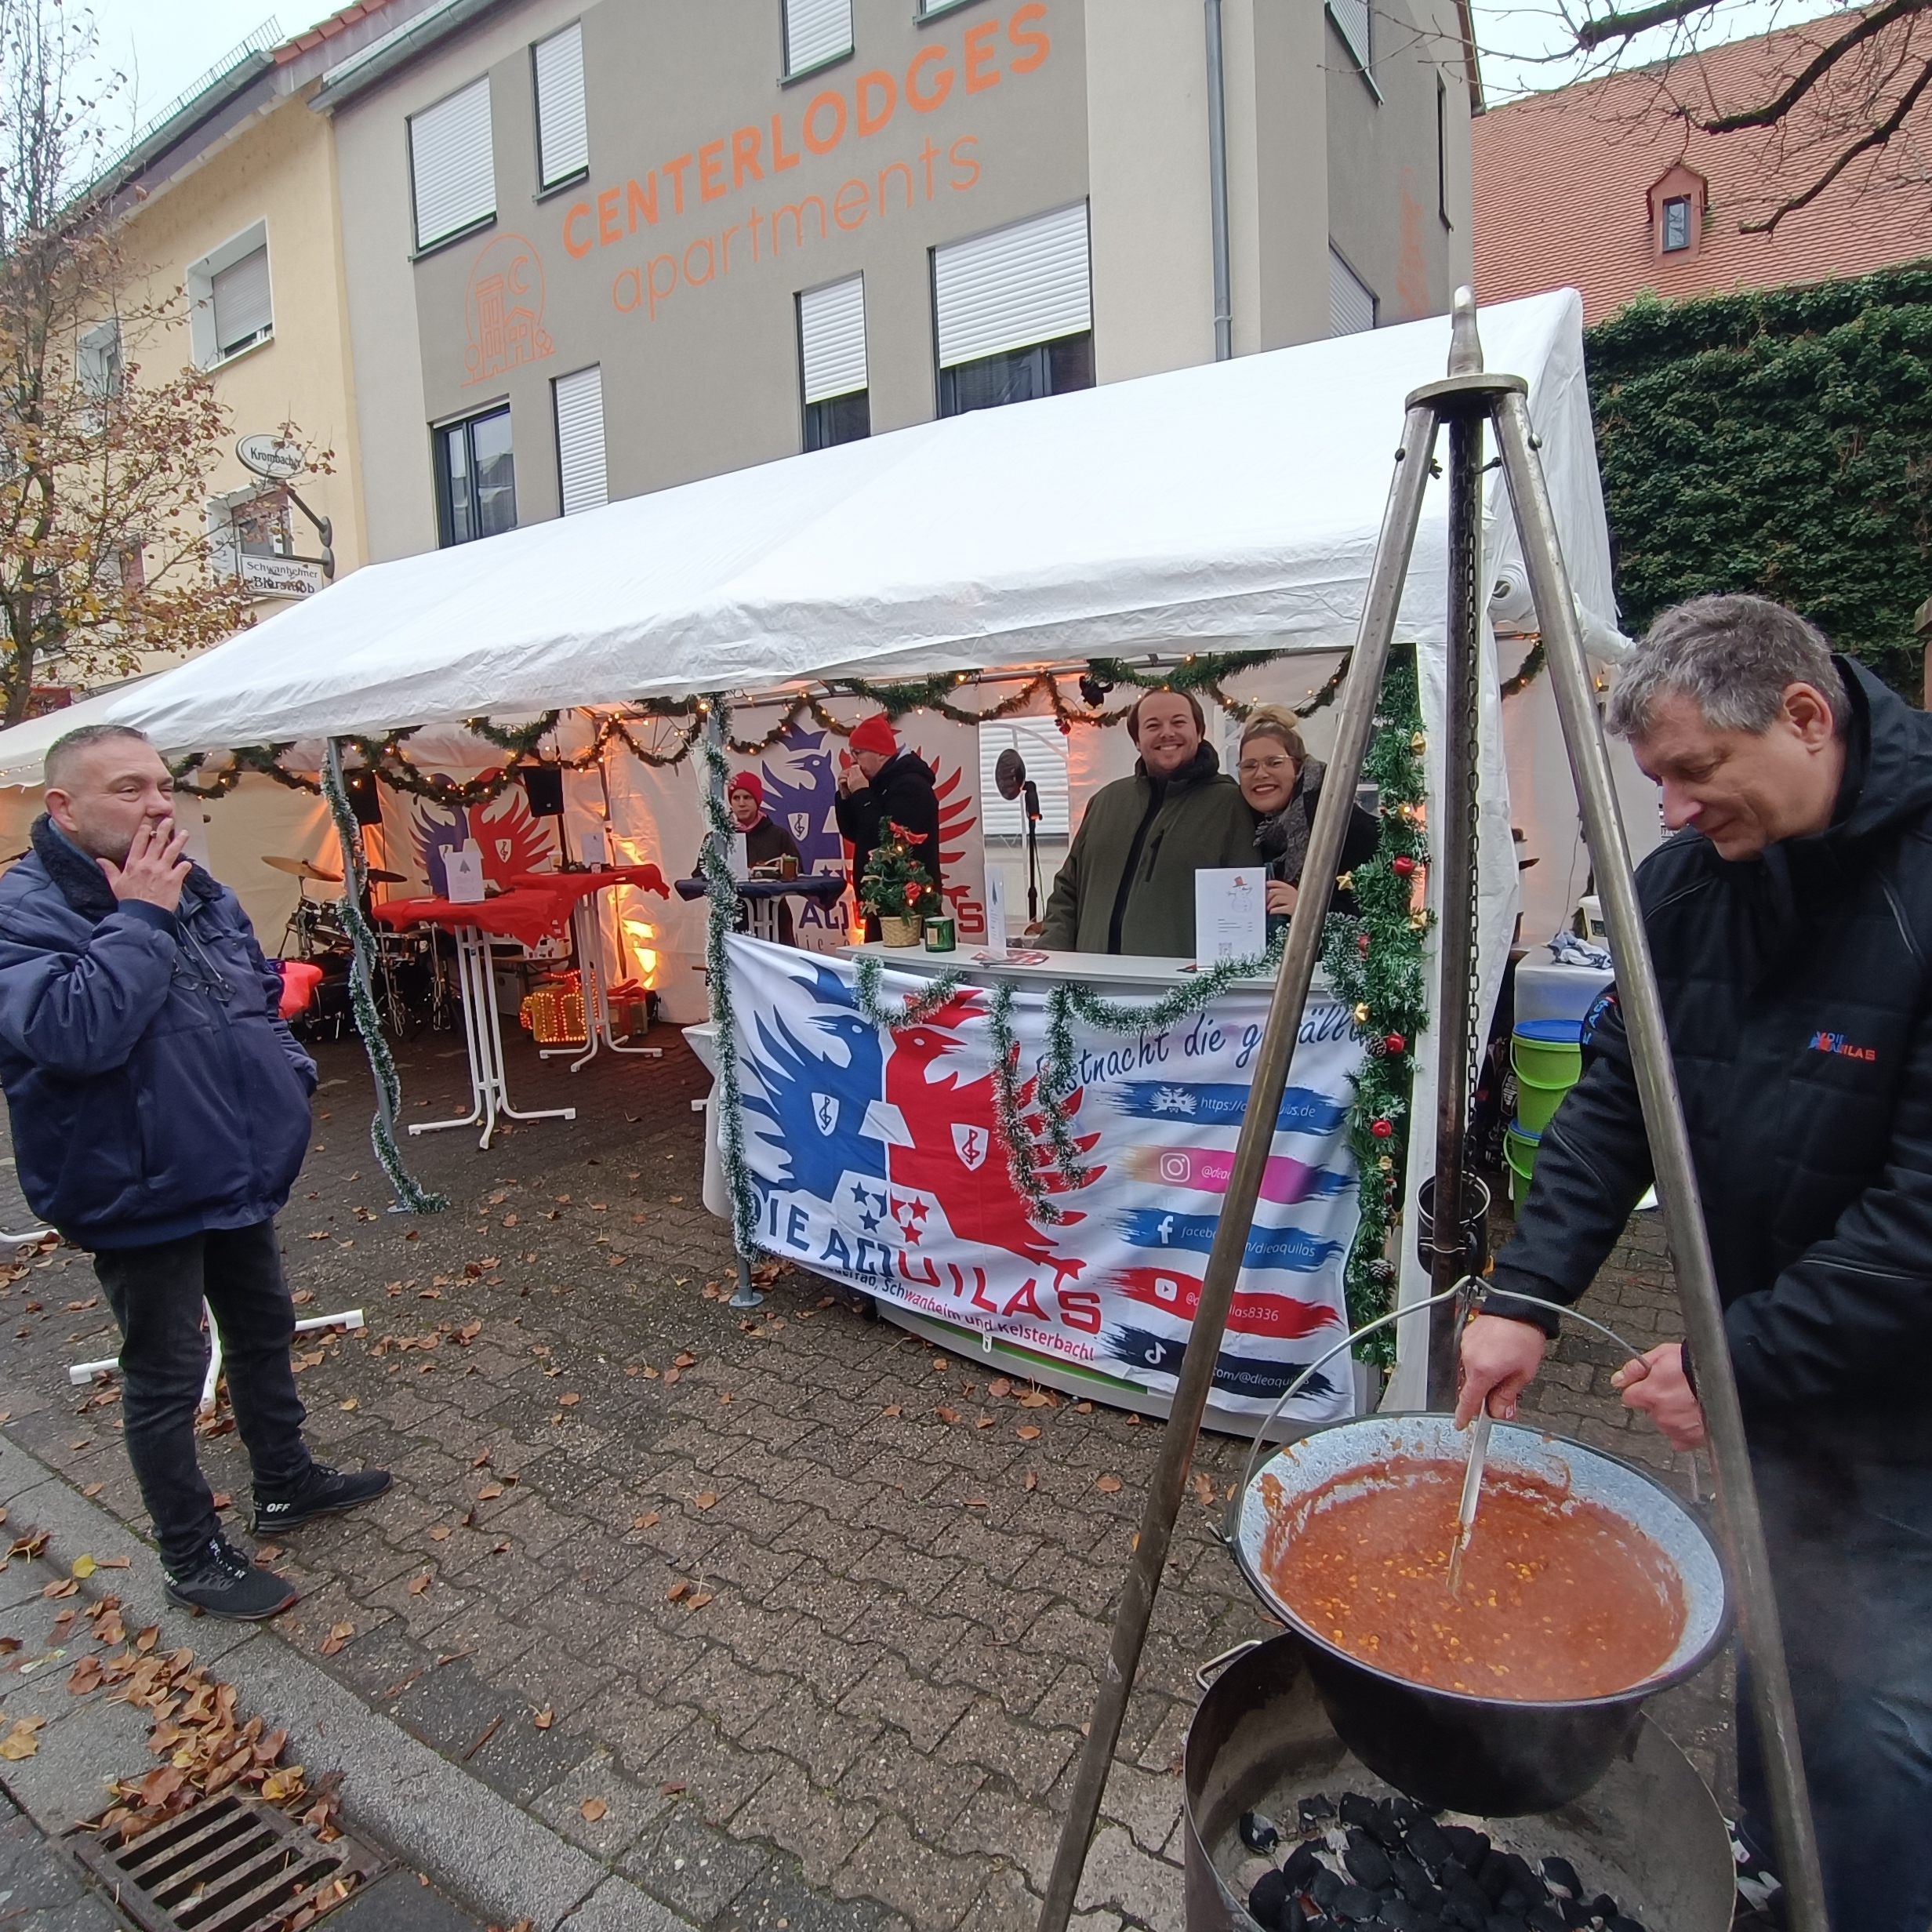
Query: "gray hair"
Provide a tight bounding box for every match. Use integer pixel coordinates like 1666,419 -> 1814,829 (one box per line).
1605,594 -> 1849,740
44,723 -> 156,793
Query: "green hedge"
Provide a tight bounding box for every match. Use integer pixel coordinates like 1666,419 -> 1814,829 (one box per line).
1585,261 -> 1932,698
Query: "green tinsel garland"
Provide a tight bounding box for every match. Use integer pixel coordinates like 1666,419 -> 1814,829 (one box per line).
1320,647 -> 1432,1367
318,742 -> 448,1216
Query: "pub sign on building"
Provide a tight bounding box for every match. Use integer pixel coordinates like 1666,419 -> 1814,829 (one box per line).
314,0 -> 1477,561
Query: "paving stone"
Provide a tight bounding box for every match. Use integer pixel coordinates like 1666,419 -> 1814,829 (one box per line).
623,1808 -> 771,1924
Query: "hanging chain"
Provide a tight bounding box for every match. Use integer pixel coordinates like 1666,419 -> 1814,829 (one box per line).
1461,424 -> 1487,1122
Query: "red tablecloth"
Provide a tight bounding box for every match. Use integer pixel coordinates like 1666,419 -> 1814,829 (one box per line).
372,888 -> 577,946
505,864 -> 670,903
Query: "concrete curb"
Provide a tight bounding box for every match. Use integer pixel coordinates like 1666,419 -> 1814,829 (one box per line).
0,1436 -> 695,1932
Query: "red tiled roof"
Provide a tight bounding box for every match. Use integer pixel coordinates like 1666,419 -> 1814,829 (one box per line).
274,0 -> 410,62
1473,12 -> 1932,324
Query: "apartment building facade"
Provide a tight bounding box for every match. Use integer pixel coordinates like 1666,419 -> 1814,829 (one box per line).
312,0 -> 1477,561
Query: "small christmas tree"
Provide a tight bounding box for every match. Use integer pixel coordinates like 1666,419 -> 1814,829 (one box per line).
859,820 -> 937,924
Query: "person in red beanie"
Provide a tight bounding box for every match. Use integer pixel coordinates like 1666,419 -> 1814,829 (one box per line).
699,771 -> 803,942
834,714 -> 942,939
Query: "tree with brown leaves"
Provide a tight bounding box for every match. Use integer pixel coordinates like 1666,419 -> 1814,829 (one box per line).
0,0 -> 250,728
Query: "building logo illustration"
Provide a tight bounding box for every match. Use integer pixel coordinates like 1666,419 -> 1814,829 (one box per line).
464,234 -> 554,385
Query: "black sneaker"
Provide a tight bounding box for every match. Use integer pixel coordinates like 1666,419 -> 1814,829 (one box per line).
252,1463 -> 392,1534
163,1536 -> 299,1620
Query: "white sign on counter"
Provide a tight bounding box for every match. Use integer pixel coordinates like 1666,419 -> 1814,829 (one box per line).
1194,867 -> 1267,964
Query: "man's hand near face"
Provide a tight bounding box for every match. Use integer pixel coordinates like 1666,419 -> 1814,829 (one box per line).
101,819 -> 191,913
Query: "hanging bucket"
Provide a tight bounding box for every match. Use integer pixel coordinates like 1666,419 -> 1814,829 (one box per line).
1504,1119 -> 1541,1212
1414,1175 -> 1491,1279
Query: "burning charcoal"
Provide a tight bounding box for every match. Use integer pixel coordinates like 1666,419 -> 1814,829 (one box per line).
1251,1868 -> 1291,1929
1497,1889 -> 1534,1917
1344,1831 -> 1393,1892
1376,1903 -> 1421,1932
1440,1826 -> 1489,1875
1282,1900 -> 1308,1932
1525,1906 -> 1567,1932
1500,1855 -> 1538,1898
1538,1859 -> 1582,1901
1476,1850 -> 1513,1903
1441,1870 -> 1490,1932
1340,1793 -> 1380,1830
1388,1798 -> 1425,1831
1587,1899 -> 1618,1924
1389,1852 -> 1433,1905
1244,1811 -> 1284,1855
1403,1816 -> 1452,1874
1370,1800 -> 1408,1850
1301,1794 -> 1338,1831
1333,1886 -> 1379,1923
1284,1843 -> 1324,1891
1309,1868 -> 1345,1912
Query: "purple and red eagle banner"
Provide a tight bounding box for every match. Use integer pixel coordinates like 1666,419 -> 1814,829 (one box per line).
729,936 -> 1366,1421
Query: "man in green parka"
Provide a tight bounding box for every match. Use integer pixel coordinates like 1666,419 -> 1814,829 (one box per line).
1041,688 -> 1256,955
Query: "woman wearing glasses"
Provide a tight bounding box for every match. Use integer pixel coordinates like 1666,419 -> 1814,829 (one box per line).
1235,706 -> 1380,930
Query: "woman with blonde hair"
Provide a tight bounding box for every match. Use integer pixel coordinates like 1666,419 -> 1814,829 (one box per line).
1235,706 -> 1380,926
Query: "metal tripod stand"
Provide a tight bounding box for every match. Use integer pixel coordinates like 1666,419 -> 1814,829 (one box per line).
1037,292 -> 1830,1932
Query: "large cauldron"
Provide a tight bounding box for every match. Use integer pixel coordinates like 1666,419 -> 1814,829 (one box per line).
1232,1414 -> 1728,1815
1183,1632 -> 1737,1932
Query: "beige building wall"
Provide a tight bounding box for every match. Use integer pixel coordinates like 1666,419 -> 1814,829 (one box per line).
117,87 -> 369,617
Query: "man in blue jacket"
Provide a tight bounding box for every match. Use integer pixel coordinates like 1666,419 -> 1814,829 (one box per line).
0,724 -> 387,1618
1457,597 -> 1932,1932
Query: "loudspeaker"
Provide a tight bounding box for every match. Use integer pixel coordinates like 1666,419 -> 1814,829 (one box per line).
521,765 -> 565,817
343,767 -> 384,826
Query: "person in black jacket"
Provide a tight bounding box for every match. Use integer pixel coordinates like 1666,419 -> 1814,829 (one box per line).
0,726 -> 388,1622
833,714 -> 942,939
1235,706 -> 1380,930
1454,597 -> 1932,1932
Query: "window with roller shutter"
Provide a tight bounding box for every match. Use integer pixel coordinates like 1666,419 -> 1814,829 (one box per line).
797,274 -> 870,451
533,24 -> 588,191
1328,247 -> 1377,336
186,221 -> 272,369
932,203 -> 1094,419
1327,0 -> 1370,71
411,76 -> 496,253
783,0 -> 852,78
553,365 -> 607,515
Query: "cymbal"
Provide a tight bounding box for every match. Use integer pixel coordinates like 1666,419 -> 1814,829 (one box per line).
264,855 -> 343,883
365,867 -> 406,884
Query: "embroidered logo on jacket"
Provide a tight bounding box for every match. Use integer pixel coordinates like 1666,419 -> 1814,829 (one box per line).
1809,1030 -> 1877,1062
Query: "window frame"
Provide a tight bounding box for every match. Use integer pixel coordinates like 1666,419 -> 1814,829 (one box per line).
186,220 -> 273,370
780,0 -> 854,83
433,403 -> 518,548
1325,0 -> 1382,100
1661,195 -> 1693,252
77,317 -> 123,406
408,74 -> 497,260
531,20 -> 590,195
552,364 -> 608,517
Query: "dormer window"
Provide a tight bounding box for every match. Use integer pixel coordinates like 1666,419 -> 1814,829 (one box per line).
1661,197 -> 1692,252
1647,165 -> 1706,261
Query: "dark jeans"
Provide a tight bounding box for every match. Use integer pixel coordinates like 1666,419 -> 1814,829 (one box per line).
1737,1447 -> 1932,1932
93,1219 -> 313,1571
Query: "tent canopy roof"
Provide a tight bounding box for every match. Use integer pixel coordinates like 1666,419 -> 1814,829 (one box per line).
96,289 -> 1607,757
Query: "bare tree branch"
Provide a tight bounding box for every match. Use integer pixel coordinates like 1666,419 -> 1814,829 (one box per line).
1740,49 -> 1932,227
1576,0 -> 1723,53
1697,0 -> 1927,130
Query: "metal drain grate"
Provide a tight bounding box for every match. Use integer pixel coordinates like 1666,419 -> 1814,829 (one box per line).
67,1792 -> 387,1932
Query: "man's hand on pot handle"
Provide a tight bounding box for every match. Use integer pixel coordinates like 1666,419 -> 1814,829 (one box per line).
102,819 -> 191,913
1612,1342 -> 1705,1450
1454,1313 -> 1547,1428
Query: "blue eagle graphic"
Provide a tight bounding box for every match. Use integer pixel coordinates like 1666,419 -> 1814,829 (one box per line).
754,732 -> 844,873
739,957 -> 887,1208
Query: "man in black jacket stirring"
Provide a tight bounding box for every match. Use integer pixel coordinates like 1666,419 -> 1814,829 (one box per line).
1458,596 -> 1932,1932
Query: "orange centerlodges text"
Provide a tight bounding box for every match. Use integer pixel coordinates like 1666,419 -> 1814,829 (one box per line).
561,4 -> 1051,322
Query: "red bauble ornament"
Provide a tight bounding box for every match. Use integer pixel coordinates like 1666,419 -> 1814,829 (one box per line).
1393,855 -> 1416,878
1356,933 -> 1371,956
1057,717 -> 1073,735
1370,1117 -> 1394,1139
1383,1033 -> 1405,1055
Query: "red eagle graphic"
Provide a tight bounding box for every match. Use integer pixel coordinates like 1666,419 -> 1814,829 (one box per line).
932,764 -> 978,877
883,991 -> 1101,1283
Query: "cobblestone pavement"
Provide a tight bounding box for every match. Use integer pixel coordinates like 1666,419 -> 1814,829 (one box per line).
0,1027 -> 1731,1932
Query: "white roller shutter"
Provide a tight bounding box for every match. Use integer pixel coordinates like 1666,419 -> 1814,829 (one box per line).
784,0 -> 852,76
1328,0 -> 1370,67
799,276 -> 867,405
1328,247 -> 1376,336
935,204 -> 1091,371
554,365 -> 607,518
411,77 -> 495,251
979,721 -> 1070,839
211,245 -> 271,355
534,24 -> 588,187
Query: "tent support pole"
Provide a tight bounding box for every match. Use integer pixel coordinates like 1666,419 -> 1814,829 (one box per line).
1037,289 -> 1828,1932
1036,397 -> 1440,1932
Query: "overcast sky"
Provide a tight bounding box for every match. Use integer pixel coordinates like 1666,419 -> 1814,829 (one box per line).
81,0 -> 1852,136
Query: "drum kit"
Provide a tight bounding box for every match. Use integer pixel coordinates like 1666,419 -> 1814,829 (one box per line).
267,855 -> 448,1038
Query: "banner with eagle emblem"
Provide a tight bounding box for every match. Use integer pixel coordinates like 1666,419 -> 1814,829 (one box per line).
730,936 -> 1366,1420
